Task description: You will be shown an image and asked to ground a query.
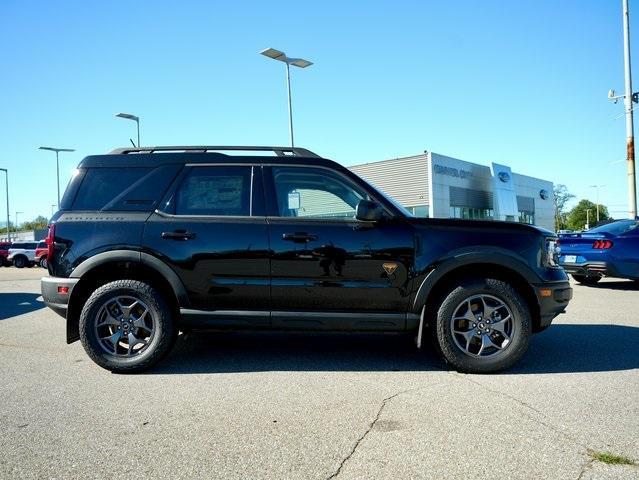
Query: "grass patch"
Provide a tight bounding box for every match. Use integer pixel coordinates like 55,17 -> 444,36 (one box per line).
590,451 -> 637,466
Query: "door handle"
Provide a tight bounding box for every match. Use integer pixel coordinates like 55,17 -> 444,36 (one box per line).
161,230 -> 196,241
282,232 -> 318,243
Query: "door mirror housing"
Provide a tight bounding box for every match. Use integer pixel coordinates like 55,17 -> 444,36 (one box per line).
356,199 -> 384,222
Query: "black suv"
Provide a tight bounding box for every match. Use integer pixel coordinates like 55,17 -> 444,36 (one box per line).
42,146 -> 572,373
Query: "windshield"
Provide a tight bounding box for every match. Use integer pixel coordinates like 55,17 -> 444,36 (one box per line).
357,176 -> 414,217
588,220 -> 639,235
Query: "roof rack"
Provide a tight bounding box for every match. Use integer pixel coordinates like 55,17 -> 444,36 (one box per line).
109,145 -> 322,158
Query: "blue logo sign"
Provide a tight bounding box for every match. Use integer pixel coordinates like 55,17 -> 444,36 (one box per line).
498,171 -> 510,183
539,189 -> 549,200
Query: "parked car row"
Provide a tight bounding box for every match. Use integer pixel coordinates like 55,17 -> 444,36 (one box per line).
0,240 -> 48,268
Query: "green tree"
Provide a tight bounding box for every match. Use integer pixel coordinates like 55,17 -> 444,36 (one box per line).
566,199 -> 610,231
553,184 -> 575,231
17,215 -> 49,232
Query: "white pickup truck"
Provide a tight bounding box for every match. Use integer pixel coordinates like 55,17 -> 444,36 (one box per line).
7,242 -> 38,268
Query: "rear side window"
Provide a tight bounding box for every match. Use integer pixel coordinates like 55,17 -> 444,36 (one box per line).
175,166 -> 252,216
72,168 -> 151,210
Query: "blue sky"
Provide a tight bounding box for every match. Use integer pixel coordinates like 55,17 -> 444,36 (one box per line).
0,0 -> 636,222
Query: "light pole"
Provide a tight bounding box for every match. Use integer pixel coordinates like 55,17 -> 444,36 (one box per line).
15,211 -> 23,233
609,0 -> 638,219
116,113 -> 140,148
0,168 -> 8,241
590,184 -> 605,222
260,48 -> 313,147
586,208 -> 592,230
51,204 -> 57,216
39,147 -> 75,209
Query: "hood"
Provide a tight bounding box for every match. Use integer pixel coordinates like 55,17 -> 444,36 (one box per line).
405,217 -> 554,236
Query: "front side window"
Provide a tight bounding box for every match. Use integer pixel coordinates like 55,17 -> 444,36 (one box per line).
175,166 -> 252,216
271,167 -> 371,219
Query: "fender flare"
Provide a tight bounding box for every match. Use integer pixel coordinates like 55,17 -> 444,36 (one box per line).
69,250 -> 189,306
411,248 -> 541,314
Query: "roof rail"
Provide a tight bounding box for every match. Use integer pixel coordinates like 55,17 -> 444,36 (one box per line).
108,145 -> 322,158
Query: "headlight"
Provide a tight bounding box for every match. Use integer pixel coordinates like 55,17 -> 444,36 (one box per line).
543,238 -> 560,267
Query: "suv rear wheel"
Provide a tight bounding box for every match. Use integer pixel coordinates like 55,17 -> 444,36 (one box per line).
39,256 -> 48,268
79,280 -> 177,373
432,278 -> 531,373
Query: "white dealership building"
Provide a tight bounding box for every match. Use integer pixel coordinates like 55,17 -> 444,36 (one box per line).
349,151 -> 554,231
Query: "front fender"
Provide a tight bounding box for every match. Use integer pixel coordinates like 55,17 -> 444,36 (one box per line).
410,247 -> 542,313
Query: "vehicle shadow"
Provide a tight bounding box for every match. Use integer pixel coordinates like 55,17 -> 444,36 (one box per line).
149,324 -> 639,375
584,280 -> 639,291
0,292 -> 45,320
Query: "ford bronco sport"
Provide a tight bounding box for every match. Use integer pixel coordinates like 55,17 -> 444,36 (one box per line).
41,146 -> 572,373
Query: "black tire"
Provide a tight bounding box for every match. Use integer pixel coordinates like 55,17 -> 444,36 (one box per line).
432,278 -> 532,374
39,257 -> 48,268
571,274 -> 601,285
13,255 -> 27,268
79,280 -> 177,373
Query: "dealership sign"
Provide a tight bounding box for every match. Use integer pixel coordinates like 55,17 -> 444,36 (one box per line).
433,164 -> 473,179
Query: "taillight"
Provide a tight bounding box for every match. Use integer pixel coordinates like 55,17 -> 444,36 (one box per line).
593,239 -> 613,249
46,224 -> 55,262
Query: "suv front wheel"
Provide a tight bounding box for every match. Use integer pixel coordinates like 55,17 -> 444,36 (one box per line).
433,278 -> 531,373
79,280 -> 177,373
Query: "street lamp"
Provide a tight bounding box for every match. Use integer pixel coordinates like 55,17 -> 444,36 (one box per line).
15,211 -> 23,233
586,208 -> 592,230
590,184 -> 605,222
0,168 -> 8,241
39,147 -> 75,209
116,113 -> 140,148
260,47 -> 313,147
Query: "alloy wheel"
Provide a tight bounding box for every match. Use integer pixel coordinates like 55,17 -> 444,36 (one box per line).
94,296 -> 156,357
449,294 -> 515,358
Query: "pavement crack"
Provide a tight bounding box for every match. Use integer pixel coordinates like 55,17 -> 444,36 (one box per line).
451,372 -> 586,449
327,388 -> 413,480
576,454 -> 595,480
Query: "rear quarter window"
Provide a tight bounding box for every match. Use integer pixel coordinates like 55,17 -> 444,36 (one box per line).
72,167 -> 152,210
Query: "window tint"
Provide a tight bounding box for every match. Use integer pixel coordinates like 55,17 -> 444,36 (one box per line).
175,166 -> 252,216
12,243 -> 37,249
272,167 -> 370,219
38,241 -> 46,248
73,168 -> 152,210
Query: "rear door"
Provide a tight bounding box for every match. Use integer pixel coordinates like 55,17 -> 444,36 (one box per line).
142,163 -> 271,327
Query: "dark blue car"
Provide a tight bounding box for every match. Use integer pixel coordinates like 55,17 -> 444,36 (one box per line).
559,219 -> 639,285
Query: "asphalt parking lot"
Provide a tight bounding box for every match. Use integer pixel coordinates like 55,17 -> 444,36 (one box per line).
0,267 -> 638,479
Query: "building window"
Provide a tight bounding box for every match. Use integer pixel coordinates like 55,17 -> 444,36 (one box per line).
449,206 -> 494,220
408,205 -> 429,217
519,211 -> 535,225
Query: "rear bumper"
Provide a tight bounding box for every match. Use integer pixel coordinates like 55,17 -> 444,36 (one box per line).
560,260 -> 639,280
532,281 -> 573,330
41,276 -> 79,319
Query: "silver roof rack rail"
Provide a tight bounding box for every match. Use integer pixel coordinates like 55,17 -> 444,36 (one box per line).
109,145 -> 322,158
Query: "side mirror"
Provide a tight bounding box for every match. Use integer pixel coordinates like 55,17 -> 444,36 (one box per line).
356,199 -> 384,222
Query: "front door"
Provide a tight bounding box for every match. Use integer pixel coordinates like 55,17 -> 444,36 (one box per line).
265,165 -> 415,331
143,164 -> 270,327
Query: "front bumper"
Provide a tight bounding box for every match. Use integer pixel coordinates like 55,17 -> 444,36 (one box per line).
41,276 -> 79,319
532,281 -> 573,330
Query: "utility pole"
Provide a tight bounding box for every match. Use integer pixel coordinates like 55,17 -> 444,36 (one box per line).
590,184 -> 605,222
0,168 -> 8,241
586,208 -> 592,230
623,0 -> 638,219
